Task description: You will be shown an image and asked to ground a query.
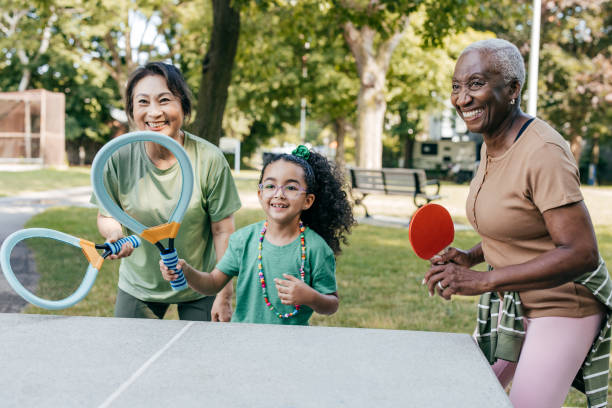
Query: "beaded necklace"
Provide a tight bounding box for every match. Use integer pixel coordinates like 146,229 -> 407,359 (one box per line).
258,220 -> 306,319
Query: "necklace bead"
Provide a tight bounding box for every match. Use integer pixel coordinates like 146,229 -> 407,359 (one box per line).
258,220 -> 306,319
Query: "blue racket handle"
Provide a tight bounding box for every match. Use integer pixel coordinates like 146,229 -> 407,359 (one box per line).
160,249 -> 188,291
104,235 -> 141,255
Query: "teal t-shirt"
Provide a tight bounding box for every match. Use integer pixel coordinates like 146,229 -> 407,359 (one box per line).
91,131 -> 241,302
216,221 -> 337,325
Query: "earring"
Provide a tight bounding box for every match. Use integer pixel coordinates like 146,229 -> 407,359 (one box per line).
510,98 -> 516,105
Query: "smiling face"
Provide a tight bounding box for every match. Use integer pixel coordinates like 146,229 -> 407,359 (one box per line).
257,160 -> 315,226
131,75 -> 184,140
451,50 -> 518,137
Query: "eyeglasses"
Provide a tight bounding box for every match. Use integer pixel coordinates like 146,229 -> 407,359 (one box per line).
258,183 -> 307,199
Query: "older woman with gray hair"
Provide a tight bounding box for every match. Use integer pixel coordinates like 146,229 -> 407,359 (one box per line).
423,38 -> 611,407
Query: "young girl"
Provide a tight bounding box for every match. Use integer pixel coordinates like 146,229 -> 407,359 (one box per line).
160,146 -> 354,325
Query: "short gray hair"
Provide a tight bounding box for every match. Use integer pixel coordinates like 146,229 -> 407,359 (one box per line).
461,39 -> 525,91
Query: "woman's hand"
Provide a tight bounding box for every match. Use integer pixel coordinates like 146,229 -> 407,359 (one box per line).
159,258 -> 185,282
275,274 -> 313,305
423,262 -> 491,300
211,295 -> 233,322
105,230 -> 135,260
97,214 -> 134,260
430,247 -> 474,267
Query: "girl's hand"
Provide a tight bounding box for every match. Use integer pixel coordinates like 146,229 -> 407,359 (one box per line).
423,262 -> 491,300
274,274 -> 312,305
105,231 -> 134,260
429,247 -> 473,267
159,258 -> 186,282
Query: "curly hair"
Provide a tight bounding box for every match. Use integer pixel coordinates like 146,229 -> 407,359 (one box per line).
259,150 -> 355,255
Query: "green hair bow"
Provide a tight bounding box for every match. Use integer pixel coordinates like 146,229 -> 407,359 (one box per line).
292,145 -> 310,160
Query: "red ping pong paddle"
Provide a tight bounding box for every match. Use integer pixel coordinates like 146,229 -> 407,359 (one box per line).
408,203 -> 455,260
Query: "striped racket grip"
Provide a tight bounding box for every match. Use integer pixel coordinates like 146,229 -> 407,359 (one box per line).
106,235 -> 141,255
160,249 -> 188,291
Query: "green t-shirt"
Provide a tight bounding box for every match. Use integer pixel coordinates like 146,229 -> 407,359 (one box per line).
91,131 -> 241,302
216,221 -> 337,325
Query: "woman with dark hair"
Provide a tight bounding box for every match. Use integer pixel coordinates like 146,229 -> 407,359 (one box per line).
92,62 -> 241,322
160,146 -> 355,325
423,39 -> 611,407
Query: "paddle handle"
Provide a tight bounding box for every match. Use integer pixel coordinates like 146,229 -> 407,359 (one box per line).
103,235 -> 141,255
160,249 -> 188,291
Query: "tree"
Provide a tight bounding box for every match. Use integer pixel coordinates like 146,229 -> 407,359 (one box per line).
226,2 -> 298,159
0,1 -> 64,91
0,1 -> 121,161
223,1 -> 359,165
386,24 -> 492,168
468,0 -> 612,170
191,0 -> 241,147
331,0 -> 476,168
65,0 -> 175,99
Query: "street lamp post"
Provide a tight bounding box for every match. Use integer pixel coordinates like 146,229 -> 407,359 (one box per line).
527,0 -> 541,117
299,41 -> 310,142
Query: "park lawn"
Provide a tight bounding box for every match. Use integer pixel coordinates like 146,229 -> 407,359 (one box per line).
232,174 -> 259,193
21,206 -> 612,406
0,167 -> 258,197
0,168 -> 92,197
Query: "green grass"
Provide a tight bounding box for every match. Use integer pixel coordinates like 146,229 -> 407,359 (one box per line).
18,206 -> 612,406
233,176 -> 259,193
0,167 -> 91,197
0,168 -> 259,198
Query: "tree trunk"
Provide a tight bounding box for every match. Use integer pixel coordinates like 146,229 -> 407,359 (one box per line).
356,84 -> 386,168
590,132 -> 600,185
333,117 -> 346,167
15,9 -> 56,92
18,68 -> 31,91
403,137 -> 414,168
191,0 -> 240,146
343,20 -> 407,169
592,133 -> 600,166
570,133 -> 584,164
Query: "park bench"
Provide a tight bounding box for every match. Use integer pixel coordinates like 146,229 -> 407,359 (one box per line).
348,167 -> 441,217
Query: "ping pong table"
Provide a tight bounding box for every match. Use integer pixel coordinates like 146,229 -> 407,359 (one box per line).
0,313 -> 511,407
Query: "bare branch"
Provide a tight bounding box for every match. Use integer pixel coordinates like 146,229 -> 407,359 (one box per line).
1,9 -> 28,36
343,21 -> 367,77
376,16 -> 409,74
104,32 -> 122,75
136,13 -> 151,54
0,20 -> 9,36
18,68 -> 31,91
125,22 -> 133,69
16,48 -> 28,65
35,9 -> 58,59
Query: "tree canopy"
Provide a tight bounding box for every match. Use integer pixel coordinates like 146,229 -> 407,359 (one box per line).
1,0 -> 609,178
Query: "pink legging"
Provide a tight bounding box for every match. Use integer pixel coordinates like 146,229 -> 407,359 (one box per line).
491,312 -> 604,408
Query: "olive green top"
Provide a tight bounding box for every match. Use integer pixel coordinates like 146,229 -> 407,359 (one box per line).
91,131 -> 241,302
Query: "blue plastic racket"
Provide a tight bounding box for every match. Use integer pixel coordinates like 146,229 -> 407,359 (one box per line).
0,228 -> 140,310
91,131 -> 194,291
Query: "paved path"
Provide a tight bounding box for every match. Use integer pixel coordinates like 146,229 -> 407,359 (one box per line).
0,186 -> 95,312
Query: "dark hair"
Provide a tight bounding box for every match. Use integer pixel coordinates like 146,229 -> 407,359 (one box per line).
259,150 -> 355,255
124,62 -> 192,122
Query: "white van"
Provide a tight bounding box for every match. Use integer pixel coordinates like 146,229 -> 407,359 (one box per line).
413,140 -> 477,183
